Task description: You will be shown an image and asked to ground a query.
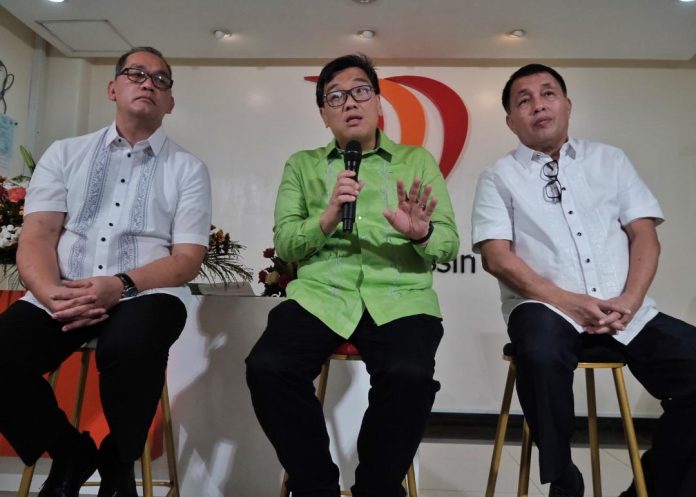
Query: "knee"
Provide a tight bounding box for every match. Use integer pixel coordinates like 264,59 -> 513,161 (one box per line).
515,343 -> 575,375
379,358 -> 437,394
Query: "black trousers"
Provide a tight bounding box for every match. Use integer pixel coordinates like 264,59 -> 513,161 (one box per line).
508,303 -> 696,497
0,294 -> 186,466
246,299 -> 444,497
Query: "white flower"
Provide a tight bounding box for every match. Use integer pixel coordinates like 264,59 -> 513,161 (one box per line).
0,225 -> 21,248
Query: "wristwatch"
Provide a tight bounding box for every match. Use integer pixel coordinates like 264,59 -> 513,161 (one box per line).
114,273 -> 139,298
410,221 -> 434,245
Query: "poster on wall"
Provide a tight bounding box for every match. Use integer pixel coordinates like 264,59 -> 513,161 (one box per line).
0,113 -> 17,175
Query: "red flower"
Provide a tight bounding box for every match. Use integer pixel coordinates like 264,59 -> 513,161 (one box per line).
278,274 -> 292,289
7,187 -> 26,203
263,247 -> 275,258
258,270 -> 268,283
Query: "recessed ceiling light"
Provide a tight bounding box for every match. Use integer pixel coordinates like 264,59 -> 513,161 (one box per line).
353,0 -> 377,4
357,29 -> 376,39
47,0 -> 66,3
679,0 -> 695,3
506,29 -> 526,38
213,29 -> 232,40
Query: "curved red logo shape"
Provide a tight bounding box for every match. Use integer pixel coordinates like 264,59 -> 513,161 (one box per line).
305,75 -> 469,179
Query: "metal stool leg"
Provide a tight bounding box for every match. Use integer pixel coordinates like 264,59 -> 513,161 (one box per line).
161,382 -> 180,497
141,437 -> 154,497
585,368 -> 602,497
406,463 -> 417,497
485,361 -> 517,497
612,367 -> 648,497
518,420 -> 532,497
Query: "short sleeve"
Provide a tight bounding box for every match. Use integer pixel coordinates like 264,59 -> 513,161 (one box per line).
471,168 -> 514,253
24,142 -> 68,215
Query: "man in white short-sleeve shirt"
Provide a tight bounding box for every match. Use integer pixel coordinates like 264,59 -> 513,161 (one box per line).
0,47 -> 211,497
472,64 -> 696,497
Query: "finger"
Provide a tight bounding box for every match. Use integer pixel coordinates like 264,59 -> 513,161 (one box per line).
62,314 -> 109,332
52,302 -> 100,321
408,179 -> 422,204
418,184 -> 433,208
424,197 -> 438,217
383,209 -> 396,225
395,179 -> 407,203
597,311 -> 623,327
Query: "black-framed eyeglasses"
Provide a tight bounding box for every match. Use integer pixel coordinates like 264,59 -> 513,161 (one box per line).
542,160 -> 563,203
119,67 -> 173,90
323,85 -> 375,108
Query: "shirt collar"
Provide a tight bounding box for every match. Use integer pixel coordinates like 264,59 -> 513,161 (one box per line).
324,129 -> 394,162
512,138 -> 580,171
106,122 -> 168,156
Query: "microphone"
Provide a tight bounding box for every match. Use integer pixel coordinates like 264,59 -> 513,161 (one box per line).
342,140 -> 362,232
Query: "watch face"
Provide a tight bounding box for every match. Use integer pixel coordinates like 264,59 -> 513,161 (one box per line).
122,286 -> 138,298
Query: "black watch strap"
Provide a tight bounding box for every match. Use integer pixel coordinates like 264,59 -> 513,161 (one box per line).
410,221 -> 434,245
114,273 -> 138,297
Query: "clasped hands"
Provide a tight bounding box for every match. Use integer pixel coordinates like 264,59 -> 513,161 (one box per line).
561,292 -> 642,335
47,276 -> 123,331
320,171 -> 437,241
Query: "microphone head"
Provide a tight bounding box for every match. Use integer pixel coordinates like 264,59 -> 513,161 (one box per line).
345,140 -> 362,158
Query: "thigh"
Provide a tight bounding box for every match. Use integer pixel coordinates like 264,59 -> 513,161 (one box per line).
507,303 -> 583,363
95,294 -> 187,364
350,313 -> 444,378
246,299 -> 344,378
626,312 -> 696,401
0,300 -> 96,374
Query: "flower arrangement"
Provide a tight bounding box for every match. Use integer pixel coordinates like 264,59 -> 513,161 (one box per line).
0,146 -> 34,288
198,225 -> 253,286
258,247 -> 296,296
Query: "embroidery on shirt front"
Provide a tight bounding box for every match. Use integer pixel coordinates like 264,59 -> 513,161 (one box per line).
67,130 -> 110,280
119,143 -> 163,273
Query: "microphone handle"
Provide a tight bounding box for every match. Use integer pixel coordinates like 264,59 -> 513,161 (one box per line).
342,159 -> 359,232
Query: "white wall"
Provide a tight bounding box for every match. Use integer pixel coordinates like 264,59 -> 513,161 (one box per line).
0,7 -> 34,176
3,42 -> 693,417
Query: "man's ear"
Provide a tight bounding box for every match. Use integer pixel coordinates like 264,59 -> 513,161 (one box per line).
505,114 -> 516,134
319,107 -> 329,128
107,81 -> 117,102
167,95 -> 175,114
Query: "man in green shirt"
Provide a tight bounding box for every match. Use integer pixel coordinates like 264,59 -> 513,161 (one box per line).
246,54 -> 459,497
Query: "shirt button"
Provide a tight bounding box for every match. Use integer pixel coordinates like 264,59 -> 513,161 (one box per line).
568,210 -> 574,215
98,265 -> 103,269
108,222 -> 113,227
576,232 -> 582,236
591,287 -> 597,292
561,187 -> 566,191
115,202 -> 120,207
121,178 -> 126,183
101,237 -> 106,242
585,258 -> 591,263
127,153 -> 132,158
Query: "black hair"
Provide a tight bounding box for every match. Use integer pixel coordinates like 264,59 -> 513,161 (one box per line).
502,64 -> 567,114
315,53 -> 380,108
115,47 -> 172,79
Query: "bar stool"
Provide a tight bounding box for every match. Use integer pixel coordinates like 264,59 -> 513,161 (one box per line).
485,342 -> 648,497
17,342 -> 180,497
279,342 -> 418,497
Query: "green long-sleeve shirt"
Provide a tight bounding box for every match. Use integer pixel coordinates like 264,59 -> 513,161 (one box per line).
273,132 -> 459,337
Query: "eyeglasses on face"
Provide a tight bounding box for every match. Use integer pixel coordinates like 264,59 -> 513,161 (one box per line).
323,85 -> 375,108
119,67 -> 173,90
542,160 -> 563,203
